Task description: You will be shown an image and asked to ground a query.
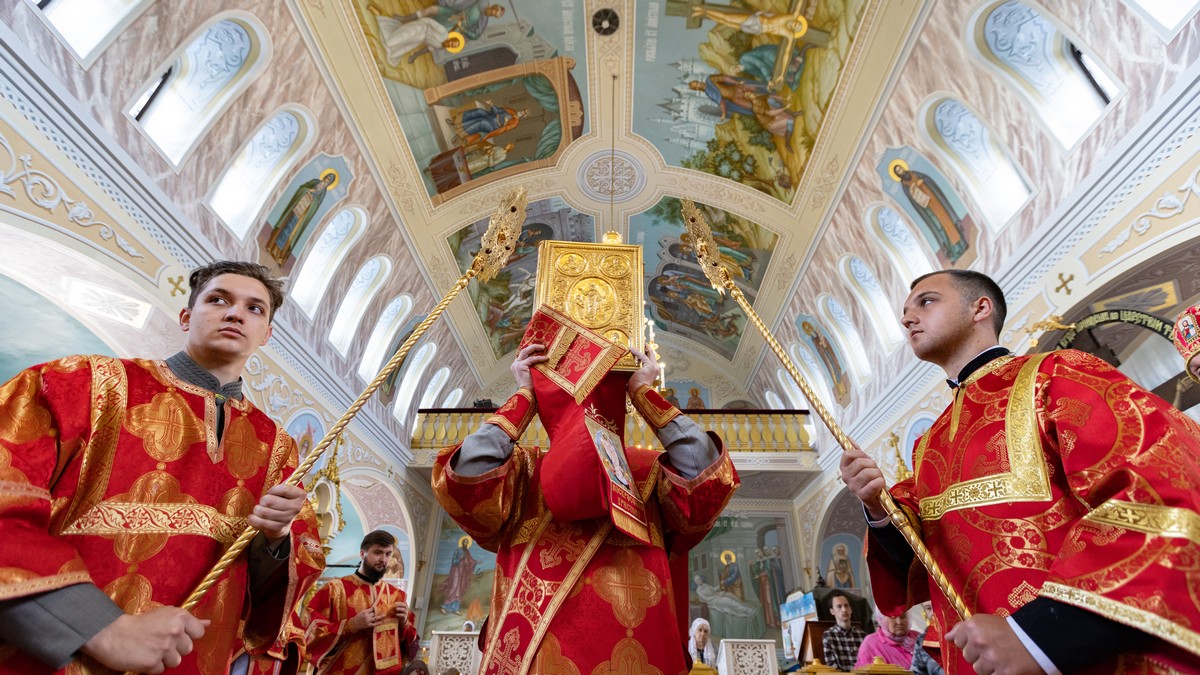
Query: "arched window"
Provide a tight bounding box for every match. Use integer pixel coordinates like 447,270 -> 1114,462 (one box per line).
329,256 -> 392,356
442,388 -> 464,408
818,296 -> 871,380
790,343 -> 835,409
871,206 -> 935,281
775,369 -> 806,409
36,0 -> 153,67
972,1 -> 1117,149
419,367 -> 451,410
393,342 -> 437,426
357,295 -> 414,382
208,107 -> 315,238
924,98 -> 1031,230
840,256 -> 905,349
764,390 -> 785,409
129,14 -> 270,167
290,208 -> 367,317
1125,0 -> 1200,40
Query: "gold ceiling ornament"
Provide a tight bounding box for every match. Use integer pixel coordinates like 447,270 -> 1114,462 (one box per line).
310,432 -> 347,543
534,236 -> 645,371
679,198 -> 972,622
886,431 -> 911,481
1024,315 -> 1076,348
177,188 -> 528,613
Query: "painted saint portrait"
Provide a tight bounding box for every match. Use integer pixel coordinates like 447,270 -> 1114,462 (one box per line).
255,154 -> 352,275
795,314 -> 851,406
878,148 -> 979,268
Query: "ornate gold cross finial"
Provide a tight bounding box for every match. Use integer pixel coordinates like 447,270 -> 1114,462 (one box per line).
886,431 -> 911,481
1024,315 -> 1076,348
474,187 -> 529,282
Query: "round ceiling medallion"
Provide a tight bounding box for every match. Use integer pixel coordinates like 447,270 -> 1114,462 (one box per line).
592,8 -> 619,36
578,149 -> 646,203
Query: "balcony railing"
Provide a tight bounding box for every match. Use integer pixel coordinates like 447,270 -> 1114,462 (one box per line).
410,408 -> 813,453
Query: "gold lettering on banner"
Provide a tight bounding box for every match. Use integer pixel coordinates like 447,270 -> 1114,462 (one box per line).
920,355 -> 1053,520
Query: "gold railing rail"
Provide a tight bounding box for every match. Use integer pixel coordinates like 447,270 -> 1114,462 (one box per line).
410,408 -> 813,453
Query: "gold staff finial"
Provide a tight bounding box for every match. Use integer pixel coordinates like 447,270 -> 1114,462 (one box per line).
1024,315 -> 1075,348
886,431 -> 911,481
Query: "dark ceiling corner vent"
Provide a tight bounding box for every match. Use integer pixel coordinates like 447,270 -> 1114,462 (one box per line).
592,8 -> 619,36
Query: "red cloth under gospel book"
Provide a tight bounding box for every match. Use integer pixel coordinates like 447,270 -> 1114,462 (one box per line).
432,308 -> 739,675
867,351 -> 1200,674
0,356 -> 324,674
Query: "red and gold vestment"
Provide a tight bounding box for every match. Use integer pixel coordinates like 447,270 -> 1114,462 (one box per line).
868,350 -> 1200,674
304,574 -> 418,675
0,356 -> 324,674
431,384 -> 738,675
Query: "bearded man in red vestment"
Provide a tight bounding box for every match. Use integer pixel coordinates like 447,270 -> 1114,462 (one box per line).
303,530 -> 418,674
842,270 -> 1200,674
432,307 -> 739,675
0,261 -> 324,674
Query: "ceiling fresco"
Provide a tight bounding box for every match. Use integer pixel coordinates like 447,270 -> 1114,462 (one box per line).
632,0 -> 867,204
291,0 -> 922,391
353,0 -> 589,204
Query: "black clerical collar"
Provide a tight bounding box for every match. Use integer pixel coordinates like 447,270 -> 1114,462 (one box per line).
946,346 -> 1010,389
165,351 -> 244,401
355,568 -> 383,584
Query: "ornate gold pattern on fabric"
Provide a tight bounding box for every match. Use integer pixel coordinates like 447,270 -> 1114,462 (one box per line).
590,637 -> 664,675
104,571 -> 154,615
534,239 -> 644,372
223,415 -> 269,478
629,384 -> 681,429
544,326 -> 575,369
592,548 -> 664,628
0,569 -> 91,601
63,356 -> 126,527
1085,500 -> 1200,545
532,632 -> 581,675
538,521 -> 588,569
487,389 -> 537,440
0,370 -> 51,445
127,390 -> 207,463
919,354 -> 1052,520
62,501 -> 248,543
1042,582 -> 1200,657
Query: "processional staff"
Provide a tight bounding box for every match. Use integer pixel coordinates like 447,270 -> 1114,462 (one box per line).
678,198 -> 972,621
179,188 -> 529,612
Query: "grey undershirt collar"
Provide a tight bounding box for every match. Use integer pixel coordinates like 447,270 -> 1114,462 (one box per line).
165,351 -> 243,401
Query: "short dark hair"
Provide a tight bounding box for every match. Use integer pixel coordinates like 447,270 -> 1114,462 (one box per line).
187,261 -> 285,322
911,269 -> 1007,337
826,589 -> 851,611
360,529 -> 396,551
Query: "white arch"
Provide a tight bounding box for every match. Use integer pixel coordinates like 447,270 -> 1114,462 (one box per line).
419,367 -> 451,410
921,96 -> 1032,231
817,295 -> 872,381
37,0 -> 154,67
1124,0 -> 1200,40
290,207 -> 368,318
207,106 -> 316,239
329,256 -> 392,356
790,343 -> 835,409
129,12 -> 271,168
775,369 -> 806,409
764,390 -> 785,409
839,256 -> 905,350
869,205 -> 935,282
393,342 -> 438,426
357,295 -> 415,382
968,1 -> 1117,150
442,388 -> 464,408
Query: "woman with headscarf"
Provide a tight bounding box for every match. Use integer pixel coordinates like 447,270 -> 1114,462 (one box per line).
856,606 -> 920,668
688,617 -> 717,667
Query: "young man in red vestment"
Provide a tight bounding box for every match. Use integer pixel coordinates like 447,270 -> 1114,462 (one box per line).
431,306 -> 739,675
841,270 -> 1200,674
303,530 -> 419,674
0,261 -> 325,674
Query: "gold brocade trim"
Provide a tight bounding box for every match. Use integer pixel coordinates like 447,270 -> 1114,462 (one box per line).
0,480 -> 49,501
1085,500 -> 1200,545
487,389 -> 536,440
544,327 -> 575,369
1041,582 -> 1200,657
0,570 -> 92,602
60,356 -> 126,528
61,501 -> 248,543
920,354 -> 1052,520
629,384 -> 680,429
519,521 -> 612,675
483,511 -> 555,665
532,305 -> 626,404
